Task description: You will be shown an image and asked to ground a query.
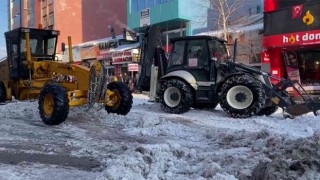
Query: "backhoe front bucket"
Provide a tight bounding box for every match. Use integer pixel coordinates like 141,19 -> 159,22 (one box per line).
284,101 -> 320,117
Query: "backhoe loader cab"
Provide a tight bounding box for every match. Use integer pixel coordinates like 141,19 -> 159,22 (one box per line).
5,28 -> 58,79
167,36 -> 228,80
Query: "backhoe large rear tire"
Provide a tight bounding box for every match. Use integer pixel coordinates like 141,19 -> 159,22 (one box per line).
105,81 -> 133,115
0,81 -> 6,103
160,79 -> 193,114
219,75 -> 266,118
39,84 -> 69,125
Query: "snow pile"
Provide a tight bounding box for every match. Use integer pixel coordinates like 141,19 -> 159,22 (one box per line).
0,94 -> 319,179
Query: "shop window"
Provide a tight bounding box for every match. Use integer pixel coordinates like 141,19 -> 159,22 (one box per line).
161,28 -> 186,52
298,51 -> 320,84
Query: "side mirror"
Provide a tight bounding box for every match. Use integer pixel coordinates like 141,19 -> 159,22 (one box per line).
61,43 -> 66,52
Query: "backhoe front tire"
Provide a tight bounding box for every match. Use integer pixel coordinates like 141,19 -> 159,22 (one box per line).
105,82 -> 133,115
0,81 -> 6,103
219,75 -> 266,118
39,84 -> 69,125
160,79 -> 193,114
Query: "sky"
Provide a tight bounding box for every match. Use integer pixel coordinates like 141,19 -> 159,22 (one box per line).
0,1 -> 7,59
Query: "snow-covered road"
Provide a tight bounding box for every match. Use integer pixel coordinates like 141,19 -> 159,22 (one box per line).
0,94 -> 319,179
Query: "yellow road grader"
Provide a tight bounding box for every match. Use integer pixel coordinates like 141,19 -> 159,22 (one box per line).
0,27 -> 133,125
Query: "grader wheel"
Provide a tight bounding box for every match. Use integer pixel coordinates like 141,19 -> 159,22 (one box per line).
38,84 -> 69,125
105,81 -> 133,115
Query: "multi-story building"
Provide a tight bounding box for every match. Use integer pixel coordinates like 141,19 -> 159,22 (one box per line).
127,0 -> 264,65
8,0 -> 127,54
128,0 -> 211,52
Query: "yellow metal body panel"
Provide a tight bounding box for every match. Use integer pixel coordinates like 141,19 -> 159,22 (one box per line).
33,61 -> 90,90
0,60 -> 9,82
67,90 -> 88,107
2,31 -> 92,108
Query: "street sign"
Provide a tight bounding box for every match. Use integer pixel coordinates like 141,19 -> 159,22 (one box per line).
128,63 -> 139,71
126,31 -> 137,41
140,8 -> 150,27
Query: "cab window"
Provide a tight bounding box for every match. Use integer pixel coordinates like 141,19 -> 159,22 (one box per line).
209,40 -> 228,61
186,39 -> 208,68
168,40 -> 185,67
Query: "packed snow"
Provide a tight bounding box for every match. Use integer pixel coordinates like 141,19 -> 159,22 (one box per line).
0,94 -> 320,179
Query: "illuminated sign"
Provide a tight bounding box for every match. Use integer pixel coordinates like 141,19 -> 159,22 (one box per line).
264,2 -> 320,36
264,30 -> 320,47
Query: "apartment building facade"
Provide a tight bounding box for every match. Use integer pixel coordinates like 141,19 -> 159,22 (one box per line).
8,0 -> 127,53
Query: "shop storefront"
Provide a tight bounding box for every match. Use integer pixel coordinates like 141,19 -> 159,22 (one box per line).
63,34 -> 140,79
108,43 -> 140,77
97,46 -> 114,76
80,45 -> 99,67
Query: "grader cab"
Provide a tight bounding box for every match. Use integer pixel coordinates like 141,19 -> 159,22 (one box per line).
0,27 -> 133,125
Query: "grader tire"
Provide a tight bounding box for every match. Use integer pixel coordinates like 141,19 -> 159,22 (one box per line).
0,81 -> 6,103
219,75 -> 266,118
257,103 -> 279,116
160,79 -> 193,114
38,84 -> 69,125
105,82 -> 133,115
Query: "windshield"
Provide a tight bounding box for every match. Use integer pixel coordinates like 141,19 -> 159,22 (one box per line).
20,35 -> 57,57
208,40 -> 228,61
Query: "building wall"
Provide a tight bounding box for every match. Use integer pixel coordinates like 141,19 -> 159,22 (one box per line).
128,0 -> 180,31
8,0 -> 127,54
55,0 -> 83,52
127,0 -> 210,35
56,0 -> 127,53
81,0 -> 127,42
